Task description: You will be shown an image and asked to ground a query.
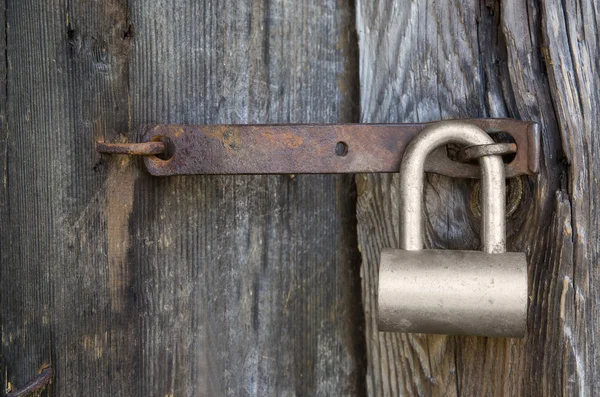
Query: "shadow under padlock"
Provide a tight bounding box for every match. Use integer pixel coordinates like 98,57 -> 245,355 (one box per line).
377,121 -> 528,338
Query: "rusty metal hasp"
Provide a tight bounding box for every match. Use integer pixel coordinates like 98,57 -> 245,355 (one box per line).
97,119 -> 540,178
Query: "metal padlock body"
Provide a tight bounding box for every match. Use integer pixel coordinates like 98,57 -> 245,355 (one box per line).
378,249 -> 527,337
377,121 -> 528,337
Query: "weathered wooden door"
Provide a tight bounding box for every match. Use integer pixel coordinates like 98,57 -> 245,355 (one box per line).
1,0 -> 598,396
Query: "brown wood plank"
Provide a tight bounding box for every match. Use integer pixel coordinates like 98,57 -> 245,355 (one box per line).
355,0 -> 590,395
127,0 -> 364,396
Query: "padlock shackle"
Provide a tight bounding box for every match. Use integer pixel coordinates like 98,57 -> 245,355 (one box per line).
399,121 -> 506,254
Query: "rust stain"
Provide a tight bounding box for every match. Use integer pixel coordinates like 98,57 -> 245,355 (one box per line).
260,130 -> 304,149
106,156 -> 136,311
202,125 -> 242,151
172,126 -> 185,138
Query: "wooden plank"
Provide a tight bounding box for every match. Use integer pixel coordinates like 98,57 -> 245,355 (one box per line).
126,1 -> 364,395
0,0 -> 9,390
355,0 -> 594,395
1,1 -> 133,395
132,0 -> 365,396
530,1 -> 600,394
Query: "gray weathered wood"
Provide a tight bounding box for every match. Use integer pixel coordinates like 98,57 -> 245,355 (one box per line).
1,1 -> 133,395
0,1 -> 364,396
127,2 -> 364,395
356,0 -> 597,395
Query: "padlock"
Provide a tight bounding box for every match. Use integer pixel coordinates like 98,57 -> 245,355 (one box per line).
377,121 -> 527,337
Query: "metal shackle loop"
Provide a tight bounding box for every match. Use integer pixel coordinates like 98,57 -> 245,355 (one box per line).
399,121 -> 506,254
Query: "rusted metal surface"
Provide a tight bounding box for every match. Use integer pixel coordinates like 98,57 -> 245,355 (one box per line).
6,367 -> 53,397
456,142 -> 517,163
96,141 -> 166,155
139,119 -> 539,178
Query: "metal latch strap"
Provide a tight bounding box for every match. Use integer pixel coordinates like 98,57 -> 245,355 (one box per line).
96,119 -> 539,179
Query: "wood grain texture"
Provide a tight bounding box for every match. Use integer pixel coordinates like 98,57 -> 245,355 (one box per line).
127,1 -> 363,395
1,0 -> 133,395
0,0 -> 8,391
355,0 -> 595,395
0,1 -> 364,396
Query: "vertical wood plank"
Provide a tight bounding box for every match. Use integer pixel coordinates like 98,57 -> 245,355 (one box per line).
0,0 -> 9,390
1,2 -> 58,391
530,0 -> 600,394
127,0 -> 364,396
1,0 -> 135,395
356,0 -> 598,395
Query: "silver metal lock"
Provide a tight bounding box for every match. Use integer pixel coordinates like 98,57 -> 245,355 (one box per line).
377,121 -> 527,337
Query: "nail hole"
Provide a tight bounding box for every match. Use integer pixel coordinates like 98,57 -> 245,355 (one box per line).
335,141 -> 348,157
152,136 -> 175,161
